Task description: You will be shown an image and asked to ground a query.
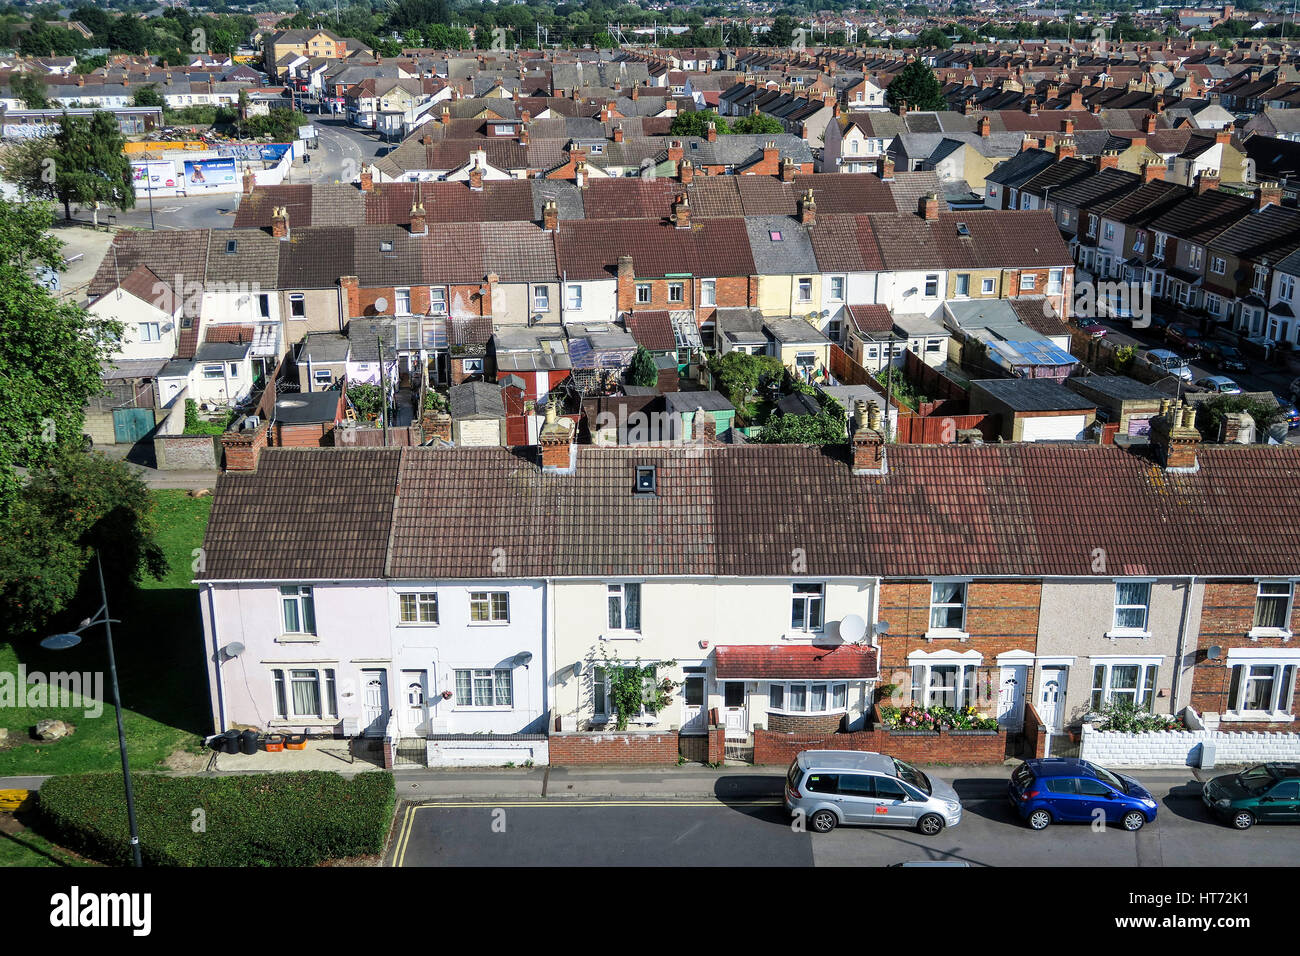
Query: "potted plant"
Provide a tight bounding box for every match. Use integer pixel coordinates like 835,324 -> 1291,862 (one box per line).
441,690 -> 453,700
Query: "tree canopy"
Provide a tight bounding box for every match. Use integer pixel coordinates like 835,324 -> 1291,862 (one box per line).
885,59 -> 947,113
669,109 -> 731,138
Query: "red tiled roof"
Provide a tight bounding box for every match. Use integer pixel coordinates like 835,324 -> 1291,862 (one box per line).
714,644 -> 879,679
623,310 -> 676,351
206,324 -> 255,344
555,217 -> 756,280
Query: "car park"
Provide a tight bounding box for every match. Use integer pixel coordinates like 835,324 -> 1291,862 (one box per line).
1202,763 -> 1300,829
1195,376 -> 1242,394
1143,348 -> 1194,381
785,750 -> 963,835
1008,758 -> 1159,831
1202,342 -> 1248,372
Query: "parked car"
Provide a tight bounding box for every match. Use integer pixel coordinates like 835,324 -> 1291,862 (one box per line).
1143,312 -> 1170,333
1195,376 -> 1242,394
1076,318 -> 1108,338
1202,763 -> 1300,829
1166,323 -> 1203,351
1008,758 -> 1159,831
785,750 -> 963,835
1279,401 -> 1300,429
1202,342 -> 1248,372
1143,348 -> 1194,381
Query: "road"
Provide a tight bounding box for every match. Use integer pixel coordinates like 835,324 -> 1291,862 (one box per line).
387,771 -> 1300,867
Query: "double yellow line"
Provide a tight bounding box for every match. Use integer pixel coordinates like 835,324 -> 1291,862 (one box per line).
389,798 -> 783,867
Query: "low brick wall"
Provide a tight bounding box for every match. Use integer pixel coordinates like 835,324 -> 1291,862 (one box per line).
549,731 -> 681,766
155,434 -> 219,470
767,712 -> 844,735
1021,703 -> 1048,760
754,727 -> 1008,766
1080,724 -> 1300,768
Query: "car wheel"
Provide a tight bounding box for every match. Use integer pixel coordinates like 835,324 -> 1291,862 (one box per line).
1231,811 -> 1254,831
1028,809 -> 1052,830
917,813 -> 944,836
809,809 -> 837,833
1122,811 -> 1147,832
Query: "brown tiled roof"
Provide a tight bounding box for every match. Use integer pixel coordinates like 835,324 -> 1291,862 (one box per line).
364,180 -> 535,225
206,324 -> 255,344
845,304 -> 893,334
792,173 -> 898,215
809,214 -> 885,273
555,217 -> 756,280
623,310 -> 676,351
88,229 -> 210,319
582,178 -> 681,219
1008,297 -> 1066,336
482,221 -> 557,283
200,443 -> 1300,582
110,264 -> 172,311
203,448 -> 402,580
714,644 -> 879,679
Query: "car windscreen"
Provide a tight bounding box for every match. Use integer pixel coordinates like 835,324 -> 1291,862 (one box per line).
1089,764 -> 1128,793
1238,765 -> 1276,794
893,757 -> 932,795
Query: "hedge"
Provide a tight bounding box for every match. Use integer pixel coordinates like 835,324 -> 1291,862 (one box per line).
38,771 -> 395,866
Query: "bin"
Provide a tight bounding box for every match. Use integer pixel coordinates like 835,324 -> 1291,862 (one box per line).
239,729 -> 260,755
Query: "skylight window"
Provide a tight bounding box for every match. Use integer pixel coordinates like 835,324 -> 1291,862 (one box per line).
225,239 -> 238,253
635,466 -> 656,495
380,240 -> 394,252
769,231 -> 783,241
956,222 -> 970,236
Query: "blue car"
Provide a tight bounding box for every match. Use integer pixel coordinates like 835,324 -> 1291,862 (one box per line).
1008,758 -> 1159,832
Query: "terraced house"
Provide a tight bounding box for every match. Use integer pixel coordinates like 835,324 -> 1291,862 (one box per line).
196,400 -> 1300,765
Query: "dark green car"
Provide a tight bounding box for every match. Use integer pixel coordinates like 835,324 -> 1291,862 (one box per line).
1202,763 -> 1300,830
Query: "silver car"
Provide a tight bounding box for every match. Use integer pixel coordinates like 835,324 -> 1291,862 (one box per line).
784,750 -> 963,836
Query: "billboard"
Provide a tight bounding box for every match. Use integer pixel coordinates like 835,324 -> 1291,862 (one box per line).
131,161 -> 180,198
183,158 -> 237,191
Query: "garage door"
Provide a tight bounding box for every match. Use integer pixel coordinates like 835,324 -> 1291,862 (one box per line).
1021,415 -> 1086,442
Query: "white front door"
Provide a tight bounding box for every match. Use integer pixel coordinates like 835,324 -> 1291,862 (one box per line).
997,664 -> 1027,730
681,670 -> 706,734
1039,666 -> 1067,732
403,670 -> 428,735
723,681 -> 747,740
361,669 -> 389,737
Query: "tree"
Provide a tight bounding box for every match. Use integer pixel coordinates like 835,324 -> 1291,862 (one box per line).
0,449 -> 167,639
706,351 -> 783,415
732,112 -> 783,135
41,112 -> 136,223
753,396 -> 847,445
132,84 -> 163,108
627,347 -> 659,388
915,26 -> 953,49
0,200 -> 122,509
11,72 -> 50,110
885,59 -> 946,113
766,14 -> 797,48
669,109 -> 731,138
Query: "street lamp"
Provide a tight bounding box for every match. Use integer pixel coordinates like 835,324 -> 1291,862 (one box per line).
40,551 -> 142,867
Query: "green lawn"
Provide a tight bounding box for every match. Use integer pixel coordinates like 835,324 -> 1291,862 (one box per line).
0,491 -> 213,776
0,816 -> 95,868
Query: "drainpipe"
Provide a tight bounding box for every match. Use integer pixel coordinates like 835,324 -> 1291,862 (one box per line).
1171,575 -> 1197,718
206,585 -> 228,733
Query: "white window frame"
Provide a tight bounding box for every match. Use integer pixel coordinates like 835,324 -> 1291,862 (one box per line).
1280,274 -> 1296,303
790,582 -> 825,635
701,279 -> 716,306
461,357 -> 484,375
981,277 -> 995,295
272,667 -> 338,719
469,590 -> 509,624
923,274 -> 939,297
279,585 -> 317,636
667,281 -> 684,303
566,284 -> 583,311
429,286 -> 448,315
797,278 -> 813,302
312,368 -> 333,385
1089,657 -> 1160,713
398,591 -> 439,625
1253,265 -> 1268,295
954,273 -> 970,297
927,579 -> 969,639
1224,651 -> 1298,721
1250,580 -> 1295,639
910,660 -> 979,709
1047,269 -> 1064,295
635,282 -> 653,304
1019,273 -> 1036,291
606,581 -> 642,635
532,285 -> 549,312
1210,256 -> 1226,275
767,681 -> 848,715
1153,233 -> 1166,258
1188,246 -> 1204,271
139,322 -> 161,342
453,668 -> 514,709
202,364 -> 224,379
395,287 -> 412,316
829,276 -> 846,302
290,293 -> 306,317
1108,579 -> 1154,638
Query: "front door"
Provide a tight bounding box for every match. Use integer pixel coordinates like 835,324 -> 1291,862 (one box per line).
998,664 -> 1027,730
681,669 -> 706,734
403,670 -> 427,735
361,669 -> 389,737
1039,667 -> 1067,732
723,681 -> 747,740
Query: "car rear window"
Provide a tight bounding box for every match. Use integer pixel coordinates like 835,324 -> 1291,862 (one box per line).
787,760 -> 804,790
805,773 -> 838,794
1011,764 -> 1035,790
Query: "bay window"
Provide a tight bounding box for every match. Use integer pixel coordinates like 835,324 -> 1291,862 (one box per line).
768,681 -> 848,714
1227,662 -> 1296,717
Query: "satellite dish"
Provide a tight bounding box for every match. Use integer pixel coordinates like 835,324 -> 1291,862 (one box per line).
840,614 -> 867,643
875,620 -> 890,636
222,641 -> 245,660
512,651 -> 534,668
571,660 -> 584,676
374,296 -> 388,313
41,633 -> 82,651
1206,645 -> 1222,660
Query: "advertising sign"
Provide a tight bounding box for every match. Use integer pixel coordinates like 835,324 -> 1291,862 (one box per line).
131,161 -> 180,198
183,158 -> 237,191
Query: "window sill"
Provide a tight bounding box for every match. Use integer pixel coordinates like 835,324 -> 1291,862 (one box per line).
603,630 -> 643,641
1222,711 -> 1294,723
1104,629 -> 1151,640
924,629 -> 969,642
1247,628 -> 1292,641
784,631 -> 826,641
276,634 -> 320,644
467,621 -> 510,627
397,622 -> 439,628
452,706 -> 515,712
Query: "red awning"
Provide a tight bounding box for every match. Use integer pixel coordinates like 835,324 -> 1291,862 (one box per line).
713,644 -> 878,680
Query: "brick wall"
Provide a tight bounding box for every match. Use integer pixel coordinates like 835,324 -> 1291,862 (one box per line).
753,727 -> 1009,765
1190,580 -> 1299,729
220,420 -> 269,471
1022,702 -> 1048,760
767,712 -> 844,735
549,731 -> 681,766
154,434 -> 219,470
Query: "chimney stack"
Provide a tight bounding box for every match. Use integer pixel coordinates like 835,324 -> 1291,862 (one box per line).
613,124 -> 624,143
1055,135 -> 1076,161
574,160 -> 589,189
977,115 -> 990,137
1194,169 -> 1220,195
440,106 -> 451,125
360,169 -> 374,191
706,121 -> 717,143
409,202 -> 427,236
1255,181 -> 1282,211
617,255 -> 634,309
918,193 -> 940,222
1215,129 -> 1231,147
1149,399 -> 1201,472
780,157 -> 797,183
543,199 -> 558,232
668,140 -> 684,164
1061,117 -> 1075,135
692,408 -> 719,444
469,164 -> 484,191
851,400 -> 887,475
1143,113 -> 1157,134
243,171 -> 256,196
1141,159 -> 1166,183
762,140 -> 779,169
679,159 -> 694,184
271,205 -> 289,240
538,400 -> 576,473
1097,150 -> 1120,171
673,193 -> 691,229
798,188 -> 816,226
879,155 -> 895,181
